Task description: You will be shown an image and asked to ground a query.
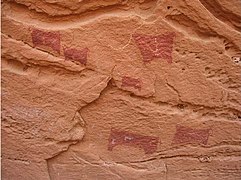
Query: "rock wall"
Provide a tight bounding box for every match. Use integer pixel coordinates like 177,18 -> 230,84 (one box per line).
1,0 -> 241,179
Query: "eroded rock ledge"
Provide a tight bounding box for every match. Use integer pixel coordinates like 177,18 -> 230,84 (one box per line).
2,0 -> 241,179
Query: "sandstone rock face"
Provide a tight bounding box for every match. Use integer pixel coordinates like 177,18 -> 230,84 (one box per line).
1,0 -> 241,179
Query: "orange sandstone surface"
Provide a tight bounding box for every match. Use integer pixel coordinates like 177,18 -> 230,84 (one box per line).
1,0 -> 241,179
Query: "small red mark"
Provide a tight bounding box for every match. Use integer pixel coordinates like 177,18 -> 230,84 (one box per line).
133,33 -> 175,63
121,76 -> 141,91
64,47 -> 89,65
108,129 -> 159,154
172,125 -> 210,145
31,29 -> 60,54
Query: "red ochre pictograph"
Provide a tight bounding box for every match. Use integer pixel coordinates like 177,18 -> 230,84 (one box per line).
121,76 -> 142,91
172,125 -> 211,146
31,29 -> 61,54
108,129 -> 159,154
133,32 -> 175,63
64,47 -> 89,65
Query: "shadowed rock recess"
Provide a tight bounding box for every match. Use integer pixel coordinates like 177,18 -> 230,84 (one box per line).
1,0 -> 241,179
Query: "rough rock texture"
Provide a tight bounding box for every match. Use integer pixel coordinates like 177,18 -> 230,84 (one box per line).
1,0 -> 241,179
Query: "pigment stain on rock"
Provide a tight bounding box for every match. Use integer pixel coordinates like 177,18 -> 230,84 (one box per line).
31,29 -> 61,54
108,129 -> 159,154
172,125 -> 211,146
133,33 -> 175,63
2,0 -> 241,179
121,76 -> 142,91
64,47 -> 89,65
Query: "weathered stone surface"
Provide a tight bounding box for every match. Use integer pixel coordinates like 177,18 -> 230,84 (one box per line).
1,0 -> 241,179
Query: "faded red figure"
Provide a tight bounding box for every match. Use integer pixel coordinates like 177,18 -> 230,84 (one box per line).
121,76 -> 141,91
64,47 -> 89,65
133,32 -> 175,63
31,29 -> 61,54
108,129 -> 159,154
172,125 -> 211,146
